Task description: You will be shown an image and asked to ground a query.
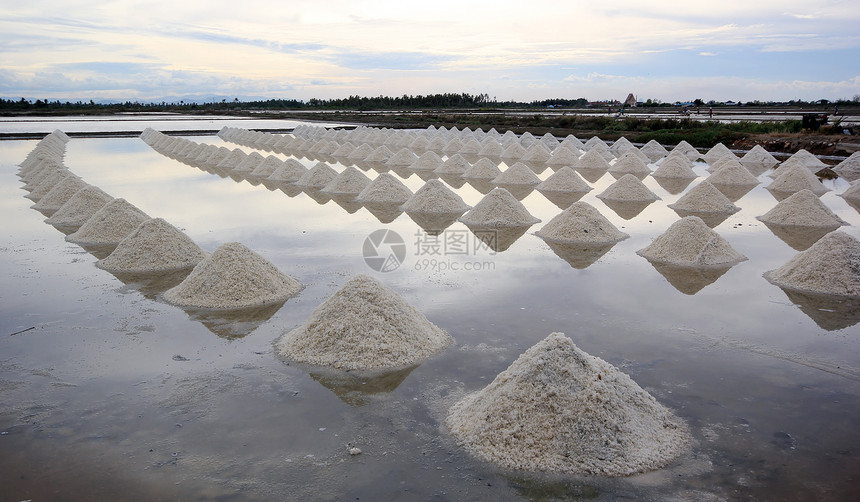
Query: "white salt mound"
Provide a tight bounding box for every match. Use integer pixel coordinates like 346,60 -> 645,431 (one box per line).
492,162 -> 541,186
840,180 -> 860,202
268,158 -> 308,182
597,174 -> 660,202
458,188 -> 540,228
609,152 -> 651,178
97,218 -> 206,274
462,158 -> 502,180
356,173 -> 413,204
45,186 -> 114,227
410,151 -> 445,171
740,145 -> 779,169
767,164 -> 829,195
434,154 -> 472,175
705,160 -> 759,186
833,152 -> 860,181
536,167 -> 591,194
757,189 -> 847,228
163,242 -> 302,310
703,143 -> 735,164
446,332 -> 690,476
295,162 -> 338,188
785,149 -> 827,169
320,166 -> 371,195
668,181 -> 740,214
401,180 -> 471,214
640,140 -> 669,162
575,149 -> 612,170
32,175 -> 89,212
652,156 -> 697,179
276,274 -> 453,370
66,198 -> 150,246
764,231 -> 860,297
535,201 -> 628,244
637,216 -> 747,266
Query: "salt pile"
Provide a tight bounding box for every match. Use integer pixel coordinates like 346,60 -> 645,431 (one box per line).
767,164 -> 829,196
671,140 -> 700,161
740,145 -> 779,170
668,181 -> 740,214
356,173 -> 413,205
609,152 -> 651,179
365,145 -> 394,162
386,148 -> 419,168
640,140 -> 669,162
446,332 -> 690,476
320,166 -> 371,195
536,167 -> 591,194
637,216 -> 747,266
610,136 -> 635,156
434,154 -> 472,175
492,162 -> 541,186
757,189 -> 847,228
458,188 -> 540,228
834,152 -> 860,181
521,142 -> 552,163
163,242 -> 302,310
705,159 -> 759,186
32,175 -> 90,213
268,158 -> 308,182
500,142 -> 527,160
546,146 -> 581,169
249,155 -> 285,178
276,274 -> 452,370
44,186 -> 113,228
97,218 -> 206,274
785,149 -> 827,170
764,231 -> 860,297
478,140 -> 504,158
215,149 -> 248,170
25,169 -> 72,201
348,143 -> 375,160
66,198 -> 150,246
410,151 -> 445,171
652,156 -> 697,179
597,174 -> 660,202
840,180 -> 860,203
462,158 -> 502,180
402,179 -> 471,214
703,143 -> 735,164
575,149 -> 612,171
295,162 -> 338,188
233,151 -> 265,173
535,202 -> 628,245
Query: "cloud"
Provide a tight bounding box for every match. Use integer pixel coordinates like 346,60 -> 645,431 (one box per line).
698,52 -> 717,56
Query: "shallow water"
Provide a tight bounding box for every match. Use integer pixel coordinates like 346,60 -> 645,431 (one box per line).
1,124 -> 859,501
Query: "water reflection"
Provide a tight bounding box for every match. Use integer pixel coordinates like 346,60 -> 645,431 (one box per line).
761,223 -> 835,251
302,188 -> 333,205
644,261 -> 734,295
653,176 -> 695,195
180,303 -> 286,339
599,199 -> 654,220
574,168 -> 608,184
775,287 -> 860,331
464,225 -> 531,252
711,183 -> 757,202
466,179 -> 495,195
542,240 -> 617,269
438,174 -> 468,189
109,269 -> 194,300
669,209 -> 733,228
538,190 -> 587,210
329,194 -> 364,214
405,211 -> 465,236
363,203 -> 405,224
492,184 -> 535,201
307,366 -> 417,407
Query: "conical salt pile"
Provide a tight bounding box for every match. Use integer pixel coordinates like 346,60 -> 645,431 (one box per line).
348,143 -> 375,160
447,332 -> 690,476
276,274 -> 453,370
268,158 -> 307,182
536,167 -> 591,194
356,173 -> 412,205
478,140 -> 504,158
463,158 -> 502,180
546,146 -> 581,169
703,143 -> 735,165
668,181 -> 740,214
575,149 -> 612,171
767,164 -> 829,196
66,198 -> 150,246
295,162 -> 338,188
249,155 -> 285,178
410,151 -> 445,171
24,169 -> 72,201
764,231 -> 860,297
671,140 -> 700,161
434,154 -> 472,175
97,218 -> 206,274
44,186 -> 113,228
651,155 -> 698,181
320,166 -> 371,195
757,189 -> 848,228
597,174 -> 660,202
705,159 -> 759,186
386,148 -> 419,168
365,145 -> 394,162
492,162 -> 541,186
640,140 -> 669,162
402,179 -> 471,214
740,145 -> 779,170
535,202 -> 628,245
500,142 -> 527,160
31,175 -> 90,213
610,136 -> 635,156
840,180 -> 860,203
637,216 -> 747,266
215,148 -> 248,170
609,152 -> 651,178
233,151 -> 266,173
521,142 -> 552,163
163,242 -> 302,310
458,188 -> 540,228
834,152 -> 860,182
785,149 -> 827,170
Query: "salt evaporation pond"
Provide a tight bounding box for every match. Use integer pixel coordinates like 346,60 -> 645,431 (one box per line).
1,117 -> 860,501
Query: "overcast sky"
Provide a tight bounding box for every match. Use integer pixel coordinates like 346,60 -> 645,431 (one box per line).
1,0 -> 859,103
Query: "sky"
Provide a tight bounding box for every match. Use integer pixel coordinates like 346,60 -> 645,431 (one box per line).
1,0 -> 859,104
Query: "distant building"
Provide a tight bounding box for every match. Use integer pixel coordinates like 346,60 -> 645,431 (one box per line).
623,93 -> 637,107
